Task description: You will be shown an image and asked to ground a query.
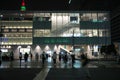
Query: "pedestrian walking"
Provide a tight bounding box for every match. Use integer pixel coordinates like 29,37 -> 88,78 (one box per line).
80,53 -> 91,79
35,53 -> 39,61
59,52 -> 62,62
80,53 -> 88,67
19,52 -> 22,62
52,51 -> 57,65
71,53 -> 75,65
64,53 -> 68,64
41,51 -> 46,65
24,52 -> 29,63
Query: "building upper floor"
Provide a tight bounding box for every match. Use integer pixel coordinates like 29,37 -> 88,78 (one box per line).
0,11 -> 111,45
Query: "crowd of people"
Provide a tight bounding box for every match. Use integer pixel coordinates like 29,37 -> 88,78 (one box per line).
18,51 -> 76,66
0,50 -> 89,67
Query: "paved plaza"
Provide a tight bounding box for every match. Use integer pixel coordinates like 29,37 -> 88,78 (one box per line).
0,58 -> 120,80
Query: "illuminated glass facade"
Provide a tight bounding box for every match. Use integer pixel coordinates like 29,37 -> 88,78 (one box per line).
33,12 -> 110,37
1,21 -> 32,45
0,11 -> 111,59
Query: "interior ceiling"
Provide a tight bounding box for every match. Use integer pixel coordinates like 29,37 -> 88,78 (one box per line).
0,0 -> 119,11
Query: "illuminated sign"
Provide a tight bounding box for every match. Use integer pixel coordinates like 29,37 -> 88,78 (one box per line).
33,37 -> 72,44
44,38 -> 69,43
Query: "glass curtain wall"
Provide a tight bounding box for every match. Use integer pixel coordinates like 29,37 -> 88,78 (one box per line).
1,12 -> 110,45
33,13 -> 80,37
80,12 -> 110,37
33,12 -> 110,38
33,13 -> 51,37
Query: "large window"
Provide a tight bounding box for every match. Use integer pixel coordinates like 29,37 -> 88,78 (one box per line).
70,16 -> 78,23
1,21 -> 32,45
80,29 -> 109,37
80,12 -> 109,22
34,29 -> 50,37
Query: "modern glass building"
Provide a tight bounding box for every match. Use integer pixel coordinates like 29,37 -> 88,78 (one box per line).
0,11 -> 111,59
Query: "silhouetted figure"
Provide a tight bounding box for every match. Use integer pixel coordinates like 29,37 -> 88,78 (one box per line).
19,52 -> 22,62
52,52 -> 57,65
41,51 -> 46,65
80,53 -> 88,67
80,53 -> 91,79
64,52 -> 68,64
59,52 -> 62,62
35,53 -> 39,61
71,53 -> 75,65
24,52 -> 28,63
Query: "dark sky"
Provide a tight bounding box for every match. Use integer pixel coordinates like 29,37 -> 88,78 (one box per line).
0,0 -> 78,10
0,0 -> 119,11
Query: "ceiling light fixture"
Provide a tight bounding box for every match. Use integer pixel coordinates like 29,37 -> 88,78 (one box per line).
69,0 -> 72,4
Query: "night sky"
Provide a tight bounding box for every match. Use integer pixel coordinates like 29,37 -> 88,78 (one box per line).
0,0 -> 119,11
0,0 -> 79,10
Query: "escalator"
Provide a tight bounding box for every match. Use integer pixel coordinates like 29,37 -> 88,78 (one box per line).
60,46 -> 71,54
49,23 -> 79,36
